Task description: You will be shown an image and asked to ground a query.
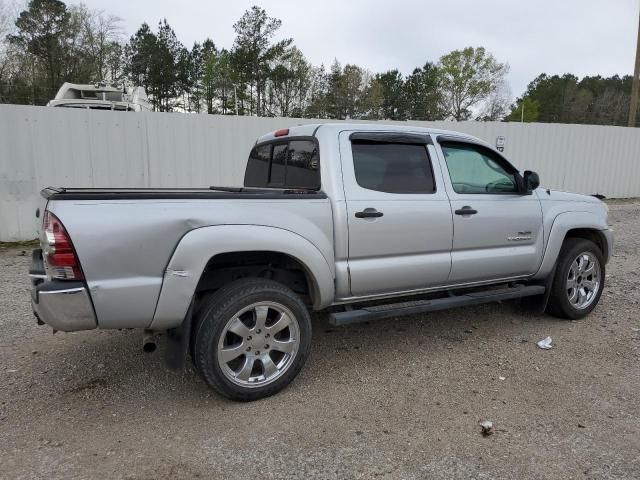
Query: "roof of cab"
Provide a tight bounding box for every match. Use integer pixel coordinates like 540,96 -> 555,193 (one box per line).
255,122 -> 488,148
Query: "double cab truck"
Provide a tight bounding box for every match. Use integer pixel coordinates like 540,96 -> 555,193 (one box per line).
30,123 -> 613,401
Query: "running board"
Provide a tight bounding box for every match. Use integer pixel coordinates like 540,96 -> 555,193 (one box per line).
329,285 -> 545,326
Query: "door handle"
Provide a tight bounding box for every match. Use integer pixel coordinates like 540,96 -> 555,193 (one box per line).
454,206 -> 478,216
355,208 -> 384,218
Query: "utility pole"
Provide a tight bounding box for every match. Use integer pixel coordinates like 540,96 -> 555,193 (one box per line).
629,5 -> 640,127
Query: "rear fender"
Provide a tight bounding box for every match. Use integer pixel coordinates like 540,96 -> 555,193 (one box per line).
150,225 -> 335,330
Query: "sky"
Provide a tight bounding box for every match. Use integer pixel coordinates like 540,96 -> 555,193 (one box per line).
73,0 -> 638,99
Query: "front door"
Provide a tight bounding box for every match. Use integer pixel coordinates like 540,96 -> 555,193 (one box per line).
435,139 -> 544,283
340,131 -> 454,297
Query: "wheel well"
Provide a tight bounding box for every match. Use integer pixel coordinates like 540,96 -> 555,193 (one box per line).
195,251 -> 316,306
565,228 -> 608,259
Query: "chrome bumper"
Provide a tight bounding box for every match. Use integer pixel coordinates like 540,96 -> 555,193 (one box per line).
30,249 -> 97,332
31,284 -> 97,332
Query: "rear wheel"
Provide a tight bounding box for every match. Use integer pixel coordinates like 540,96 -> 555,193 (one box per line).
547,238 -> 605,319
193,278 -> 312,401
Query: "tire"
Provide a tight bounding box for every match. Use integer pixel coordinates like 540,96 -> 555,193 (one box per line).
546,238 -> 605,320
193,278 -> 312,401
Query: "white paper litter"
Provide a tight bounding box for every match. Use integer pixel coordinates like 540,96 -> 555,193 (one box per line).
537,336 -> 553,349
479,420 -> 494,436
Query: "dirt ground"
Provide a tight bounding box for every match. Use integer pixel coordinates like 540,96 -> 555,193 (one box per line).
1,200 -> 639,480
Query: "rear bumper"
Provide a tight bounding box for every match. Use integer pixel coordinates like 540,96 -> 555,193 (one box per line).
30,249 -> 97,332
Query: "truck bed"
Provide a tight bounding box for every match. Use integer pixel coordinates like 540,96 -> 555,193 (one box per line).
40,185 -> 334,330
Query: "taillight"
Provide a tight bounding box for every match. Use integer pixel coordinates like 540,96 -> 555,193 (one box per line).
42,211 -> 84,280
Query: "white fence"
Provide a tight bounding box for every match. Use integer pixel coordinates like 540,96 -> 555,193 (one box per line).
1,104 -> 640,241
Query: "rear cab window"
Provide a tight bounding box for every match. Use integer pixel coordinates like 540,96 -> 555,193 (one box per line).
244,138 -> 320,189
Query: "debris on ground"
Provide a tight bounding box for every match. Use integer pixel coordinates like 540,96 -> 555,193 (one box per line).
480,420 -> 495,436
537,336 -> 553,349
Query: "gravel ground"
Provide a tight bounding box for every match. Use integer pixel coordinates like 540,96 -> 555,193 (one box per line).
1,200 -> 639,480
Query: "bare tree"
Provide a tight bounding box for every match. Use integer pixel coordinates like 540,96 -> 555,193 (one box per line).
477,80 -> 512,121
81,7 -> 122,81
0,0 -> 23,101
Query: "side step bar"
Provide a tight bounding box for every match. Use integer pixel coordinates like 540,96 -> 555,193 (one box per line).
329,285 -> 545,326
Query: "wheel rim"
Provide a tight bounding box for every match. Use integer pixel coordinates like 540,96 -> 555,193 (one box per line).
217,301 -> 300,388
566,251 -> 601,310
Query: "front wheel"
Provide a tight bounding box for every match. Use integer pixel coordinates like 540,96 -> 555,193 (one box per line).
547,238 -> 605,320
193,278 -> 312,401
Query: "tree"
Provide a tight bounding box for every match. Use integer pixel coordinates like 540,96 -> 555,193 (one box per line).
201,45 -> 238,115
374,69 -> 407,120
304,64 -> 330,118
8,0 -> 70,97
505,96 -> 539,122
324,60 -> 367,119
186,42 -> 203,112
125,19 -> 185,111
437,46 -> 508,121
265,46 -> 311,117
80,7 -> 122,81
404,62 -> 443,120
104,40 -> 123,83
200,39 -> 217,113
0,0 -> 14,39
360,75 -> 384,119
231,6 -> 291,116
3,1 -> 126,104
505,74 -> 633,126
155,19 -> 186,111
477,80 -> 511,121
124,23 -> 155,102
0,0 -> 16,101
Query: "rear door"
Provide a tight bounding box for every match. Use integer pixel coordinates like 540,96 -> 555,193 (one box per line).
340,131 -> 453,297
435,138 -> 544,283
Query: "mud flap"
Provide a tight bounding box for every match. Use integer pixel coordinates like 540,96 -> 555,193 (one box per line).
164,300 -> 194,371
539,264 -> 557,313
520,265 -> 556,316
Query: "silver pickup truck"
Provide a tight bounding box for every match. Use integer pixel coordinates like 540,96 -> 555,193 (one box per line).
30,123 -> 613,401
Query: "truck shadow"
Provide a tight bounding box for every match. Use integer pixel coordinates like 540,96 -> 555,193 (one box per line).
31,299 -> 560,407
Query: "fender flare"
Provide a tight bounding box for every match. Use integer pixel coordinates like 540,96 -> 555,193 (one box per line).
533,211 -> 609,280
149,224 -> 335,330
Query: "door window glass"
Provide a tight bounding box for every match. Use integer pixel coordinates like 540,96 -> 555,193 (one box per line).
351,142 -> 436,194
441,143 -> 517,194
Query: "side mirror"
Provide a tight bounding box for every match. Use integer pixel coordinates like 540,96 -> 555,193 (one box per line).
523,170 -> 540,192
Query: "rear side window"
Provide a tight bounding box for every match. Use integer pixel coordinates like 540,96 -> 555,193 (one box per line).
351,142 -> 436,194
244,144 -> 270,187
244,139 -> 320,189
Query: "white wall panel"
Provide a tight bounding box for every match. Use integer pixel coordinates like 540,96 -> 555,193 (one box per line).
1,105 -> 638,240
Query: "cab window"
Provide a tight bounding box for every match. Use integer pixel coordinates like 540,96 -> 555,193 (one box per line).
351,141 -> 436,194
441,142 -> 518,194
